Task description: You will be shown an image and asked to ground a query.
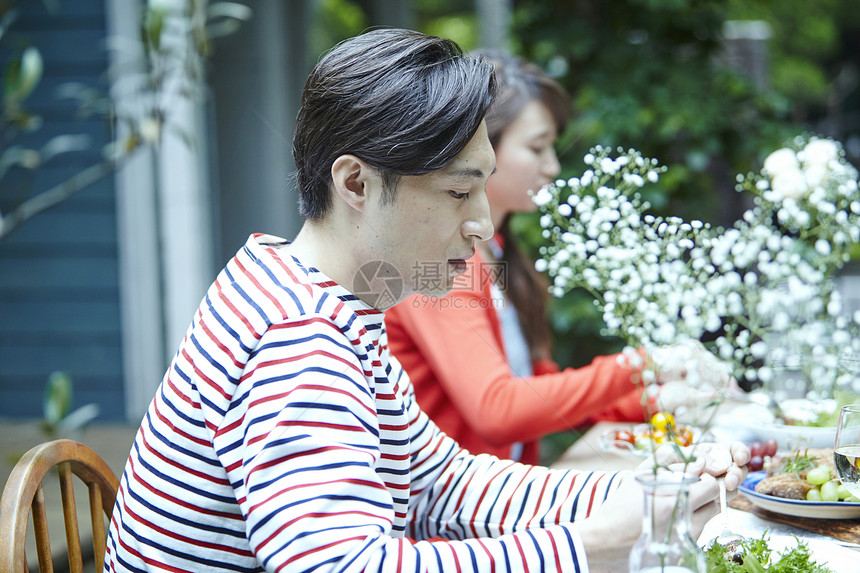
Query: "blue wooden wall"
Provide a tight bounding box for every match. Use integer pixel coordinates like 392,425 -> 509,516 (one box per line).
0,0 -> 124,420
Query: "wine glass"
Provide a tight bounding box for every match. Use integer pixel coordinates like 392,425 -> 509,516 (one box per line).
834,404 -> 860,499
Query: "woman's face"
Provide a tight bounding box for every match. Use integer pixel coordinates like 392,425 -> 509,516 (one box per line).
486,99 -> 560,229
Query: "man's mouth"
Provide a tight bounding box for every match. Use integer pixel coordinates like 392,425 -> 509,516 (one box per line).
448,258 -> 469,274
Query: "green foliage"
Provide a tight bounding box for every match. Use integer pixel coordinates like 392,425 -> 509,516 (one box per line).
308,0 -> 367,60
43,371 -> 73,429
414,0 -> 478,50
0,0 -> 251,240
704,534 -> 832,572
512,0 -> 794,223
3,45 -> 41,115
422,14 -> 477,51
725,0 -> 843,110
142,4 -> 166,52
308,0 -> 479,61
41,371 -> 100,437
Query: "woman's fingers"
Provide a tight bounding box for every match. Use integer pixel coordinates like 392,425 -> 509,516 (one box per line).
645,441 -> 751,490
724,464 -> 748,490
730,440 -> 752,467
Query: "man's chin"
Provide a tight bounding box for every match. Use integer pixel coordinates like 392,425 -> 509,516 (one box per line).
418,285 -> 454,299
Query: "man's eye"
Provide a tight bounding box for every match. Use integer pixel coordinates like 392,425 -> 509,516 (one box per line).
449,191 -> 469,200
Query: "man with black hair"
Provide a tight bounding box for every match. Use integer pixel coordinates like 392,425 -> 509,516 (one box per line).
105,28 -> 748,573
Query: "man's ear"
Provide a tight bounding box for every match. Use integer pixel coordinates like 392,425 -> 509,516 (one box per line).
331,154 -> 380,212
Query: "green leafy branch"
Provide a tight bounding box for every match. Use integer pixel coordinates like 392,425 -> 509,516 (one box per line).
0,0 -> 252,240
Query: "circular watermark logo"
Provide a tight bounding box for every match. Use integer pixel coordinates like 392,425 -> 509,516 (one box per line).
353,261 -> 403,308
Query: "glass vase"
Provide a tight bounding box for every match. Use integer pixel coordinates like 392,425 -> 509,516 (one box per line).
628,470 -> 706,573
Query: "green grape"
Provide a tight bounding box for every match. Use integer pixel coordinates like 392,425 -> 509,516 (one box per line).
806,464 -> 832,485
806,488 -> 822,501
634,436 -> 651,450
836,483 -> 853,500
820,480 -> 840,502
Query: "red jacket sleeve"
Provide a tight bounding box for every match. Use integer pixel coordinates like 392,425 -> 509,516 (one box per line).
386,260 -> 645,449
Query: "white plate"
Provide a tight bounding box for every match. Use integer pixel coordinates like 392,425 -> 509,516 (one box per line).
714,402 -> 837,449
598,424 -> 699,458
598,424 -> 652,458
739,470 -> 860,519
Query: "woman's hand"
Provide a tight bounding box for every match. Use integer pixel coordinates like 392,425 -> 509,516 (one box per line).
649,340 -> 732,418
649,440 -> 751,490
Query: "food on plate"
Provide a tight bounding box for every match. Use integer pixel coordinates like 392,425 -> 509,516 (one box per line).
650,411 -> 674,432
754,472 -> 815,500
704,534 -> 832,572
774,392 -> 860,428
746,438 -> 779,471
754,447 -> 860,502
607,412 -> 695,452
769,447 -> 834,476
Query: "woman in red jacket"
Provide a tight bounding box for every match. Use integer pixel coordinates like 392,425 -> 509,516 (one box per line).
385,51 -> 723,464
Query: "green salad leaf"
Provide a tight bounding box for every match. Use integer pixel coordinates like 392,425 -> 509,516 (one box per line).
704,534 -> 832,572
807,391 -> 860,427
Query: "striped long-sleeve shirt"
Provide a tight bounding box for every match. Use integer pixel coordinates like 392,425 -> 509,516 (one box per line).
105,233 -> 624,573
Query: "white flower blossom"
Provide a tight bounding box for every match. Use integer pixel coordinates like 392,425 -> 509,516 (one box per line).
532,187 -> 554,207
804,138 -> 839,167
763,148 -> 799,177
532,140 -> 860,400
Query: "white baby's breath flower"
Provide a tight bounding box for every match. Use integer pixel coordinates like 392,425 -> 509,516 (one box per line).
534,141 -> 860,403
763,148 -> 799,176
532,187 -> 554,207
803,138 -> 839,167
772,170 -> 807,200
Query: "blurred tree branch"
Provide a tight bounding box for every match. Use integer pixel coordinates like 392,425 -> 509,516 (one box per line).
0,0 -> 251,240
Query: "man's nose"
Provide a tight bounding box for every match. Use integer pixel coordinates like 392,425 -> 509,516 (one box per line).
462,191 -> 494,242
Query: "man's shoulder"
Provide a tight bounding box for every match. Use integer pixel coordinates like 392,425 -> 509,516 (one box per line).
208,242 -> 357,332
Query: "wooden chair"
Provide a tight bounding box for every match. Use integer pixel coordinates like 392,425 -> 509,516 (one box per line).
0,439 -> 120,573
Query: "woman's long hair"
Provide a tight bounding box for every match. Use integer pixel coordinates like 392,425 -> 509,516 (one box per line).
478,51 -> 570,363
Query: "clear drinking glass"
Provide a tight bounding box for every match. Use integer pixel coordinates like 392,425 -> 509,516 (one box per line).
628,470 -> 706,573
834,404 -> 860,499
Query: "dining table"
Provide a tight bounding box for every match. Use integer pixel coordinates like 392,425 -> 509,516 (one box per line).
550,420 -> 860,572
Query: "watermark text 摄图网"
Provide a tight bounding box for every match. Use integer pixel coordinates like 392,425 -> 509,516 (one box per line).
410,260 -> 507,293
353,260 -> 508,309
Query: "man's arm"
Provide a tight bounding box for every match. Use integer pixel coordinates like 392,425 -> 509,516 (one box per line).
219,316 -> 610,571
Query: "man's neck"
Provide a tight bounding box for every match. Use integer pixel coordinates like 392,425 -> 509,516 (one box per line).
288,221 -> 350,283
287,221 -> 401,311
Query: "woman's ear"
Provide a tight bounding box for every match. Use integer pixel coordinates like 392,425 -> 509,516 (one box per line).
331,154 -> 379,212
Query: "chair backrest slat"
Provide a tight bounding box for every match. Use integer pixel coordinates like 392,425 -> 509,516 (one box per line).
58,463 -> 84,573
31,484 -> 53,573
88,482 -> 107,572
0,440 -> 120,573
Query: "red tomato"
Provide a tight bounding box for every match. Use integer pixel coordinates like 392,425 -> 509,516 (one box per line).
613,430 -> 635,444
674,427 -> 694,447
